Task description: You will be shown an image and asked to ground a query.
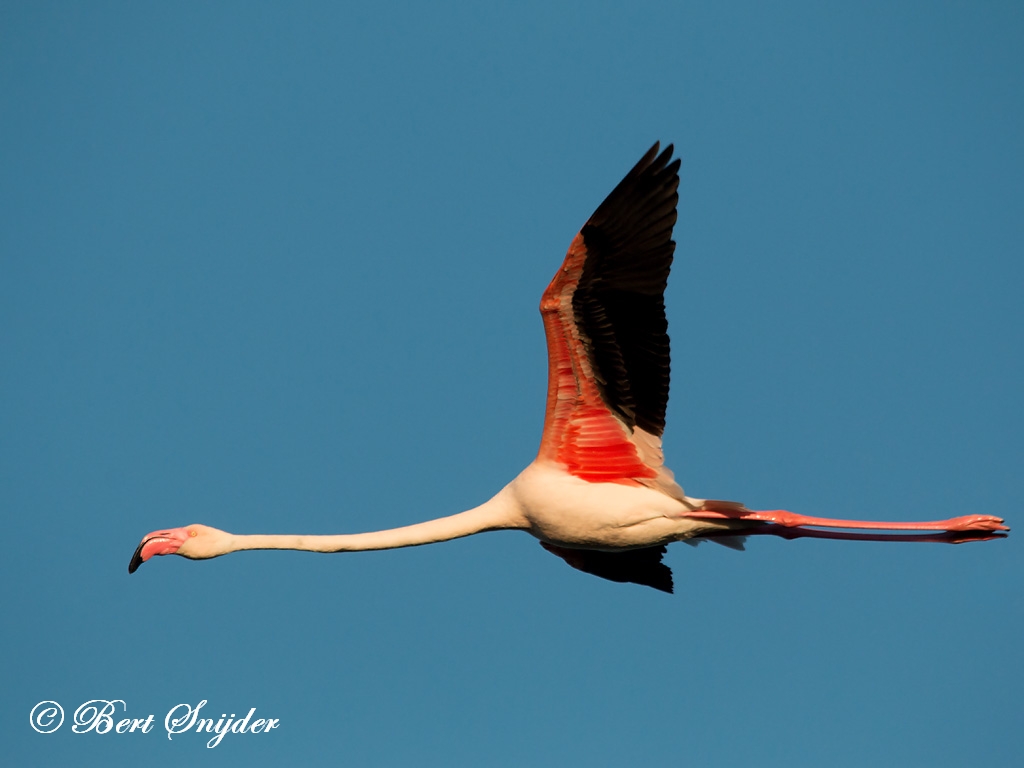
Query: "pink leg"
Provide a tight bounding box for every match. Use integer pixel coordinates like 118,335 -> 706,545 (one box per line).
705,524 -> 1008,545
685,509 -> 1009,533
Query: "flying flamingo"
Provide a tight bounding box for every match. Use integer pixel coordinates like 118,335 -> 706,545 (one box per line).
129,143 -> 1008,592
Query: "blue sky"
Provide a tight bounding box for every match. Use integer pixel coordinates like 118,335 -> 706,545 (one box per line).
3,2 -> 1022,765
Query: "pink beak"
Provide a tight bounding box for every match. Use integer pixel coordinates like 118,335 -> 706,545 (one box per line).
128,528 -> 188,574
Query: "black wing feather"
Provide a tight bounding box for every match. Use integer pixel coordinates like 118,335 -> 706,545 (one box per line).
540,542 -> 674,593
573,143 -> 680,437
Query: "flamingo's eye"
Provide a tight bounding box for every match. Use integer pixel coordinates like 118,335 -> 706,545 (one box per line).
189,530 -> 197,537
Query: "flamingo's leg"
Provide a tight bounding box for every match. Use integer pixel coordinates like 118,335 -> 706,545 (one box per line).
685,509 -> 1009,533
703,524 -> 1008,545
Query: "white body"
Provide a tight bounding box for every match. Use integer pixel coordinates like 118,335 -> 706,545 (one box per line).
507,461 -> 723,550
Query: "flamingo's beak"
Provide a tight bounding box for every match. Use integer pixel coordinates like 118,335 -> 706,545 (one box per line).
128,529 -> 189,574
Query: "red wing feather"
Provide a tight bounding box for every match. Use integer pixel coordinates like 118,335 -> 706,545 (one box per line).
537,234 -> 658,483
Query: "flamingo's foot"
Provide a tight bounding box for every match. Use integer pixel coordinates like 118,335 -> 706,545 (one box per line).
942,514 -> 1009,532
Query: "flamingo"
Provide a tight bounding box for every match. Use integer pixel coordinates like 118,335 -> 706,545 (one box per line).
129,143 -> 1008,592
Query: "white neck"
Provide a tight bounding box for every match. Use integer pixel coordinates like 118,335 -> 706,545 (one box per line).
229,490 -> 525,554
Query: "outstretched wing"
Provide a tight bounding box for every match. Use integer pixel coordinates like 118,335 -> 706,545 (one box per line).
537,143 -> 685,498
540,542 -> 674,593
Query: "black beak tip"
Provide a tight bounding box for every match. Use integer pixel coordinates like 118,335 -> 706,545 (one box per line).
128,542 -> 145,574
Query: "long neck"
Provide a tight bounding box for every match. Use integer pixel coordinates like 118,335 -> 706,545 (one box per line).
230,490 -> 525,554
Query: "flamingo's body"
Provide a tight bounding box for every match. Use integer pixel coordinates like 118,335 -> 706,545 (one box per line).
130,144 -> 1007,592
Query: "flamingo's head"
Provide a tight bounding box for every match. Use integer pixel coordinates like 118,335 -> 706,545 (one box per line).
128,524 -> 231,573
